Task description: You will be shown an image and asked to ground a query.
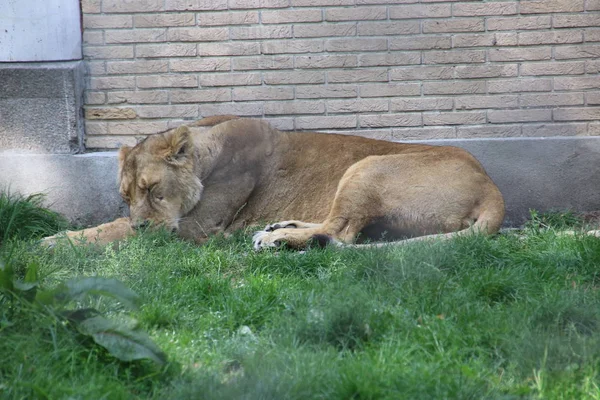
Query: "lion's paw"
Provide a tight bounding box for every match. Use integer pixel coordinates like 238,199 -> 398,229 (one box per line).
252,230 -> 285,251
264,221 -> 298,232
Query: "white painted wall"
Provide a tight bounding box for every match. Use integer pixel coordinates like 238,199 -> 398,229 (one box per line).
0,0 -> 82,62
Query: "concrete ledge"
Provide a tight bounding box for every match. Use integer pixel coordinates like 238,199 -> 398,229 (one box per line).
0,61 -> 85,154
1,136 -> 599,227
0,152 -> 126,227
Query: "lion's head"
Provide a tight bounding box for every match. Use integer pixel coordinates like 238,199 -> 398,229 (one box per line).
118,126 -> 203,232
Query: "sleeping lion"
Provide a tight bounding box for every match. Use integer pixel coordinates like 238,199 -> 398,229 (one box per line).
43,115 -> 505,250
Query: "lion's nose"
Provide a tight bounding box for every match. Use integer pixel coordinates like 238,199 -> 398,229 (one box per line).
134,220 -> 151,230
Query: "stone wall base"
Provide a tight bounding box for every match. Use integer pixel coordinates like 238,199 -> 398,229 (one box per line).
1,137 -> 599,227
0,61 -> 85,154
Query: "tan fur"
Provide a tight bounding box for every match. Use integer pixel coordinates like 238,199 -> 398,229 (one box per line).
42,116 -> 505,249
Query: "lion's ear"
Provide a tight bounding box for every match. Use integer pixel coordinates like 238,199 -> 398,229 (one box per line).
118,145 -> 132,172
165,126 -> 191,164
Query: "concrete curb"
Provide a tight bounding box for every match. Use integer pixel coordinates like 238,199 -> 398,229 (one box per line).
1,136 -> 599,227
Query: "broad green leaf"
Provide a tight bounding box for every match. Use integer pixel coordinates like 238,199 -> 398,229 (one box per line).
13,281 -> 37,291
24,261 -> 39,283
78,315 -> 167,365
59,277 -> 141,310
0,260 -> 14,292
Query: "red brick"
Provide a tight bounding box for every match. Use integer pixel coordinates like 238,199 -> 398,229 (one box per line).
423,50 -> 486,64
198,11 -> 258,26
588,0 -> 600,10
229,0 -> 289,9
103,0 -> 164,13
423,81 -> 486,95
233,87 -> 294,101
265,101 -> 325,115
391,66 -> 453,81
453,34 -> 496,48
105,29 -> 167,44
170,89 -> 232,103
520,93 -> 584,107
83,15 -> 133,29
296,115 -> 357,129
295,23 -> 356,38
325,38 -> 387,52
555,45 -> 600,60
84,45 -> 134,59
393,127 -> 456,140
326,6 -> 387,21
90,76 -> 135,90
198,42 -> 260,56
520,0 -> 584,14
553,14 -> 599,28
264,71 -> 325,85
359,113 -> 422,128
107,90 -> 169,104
453,2 -> 517,16
85,92 -> 106,105
85,121 -> 107,135
230,26 -> 292,40
292,0 -> 354,5
327,69 -> 388,83
488,109 -> 551,123
423,18 -> 485,33
167,27 -> 229,41
489,47 -> 552,62
106,121 -> 169,135
457,125 -> 521,138
487,16 -> 551,31
137,75 -> 198,89
389,4 -> 451,19
520,61 -> 585,76
389,36 -> 452,51
296,85 -> 358,99
165,0 -> 228,11
357,21 -> 420,36
137,44 -> 196,58
134,14 -> 195,27
390,97 -> 454,112
554,107 -> 600,121
170,58 -> 231,72
200,73 -> 261,86
358,53 -> 421,67
135,105 -> 198,119
262,40 -> 324,54
555,77 -> 600,90
522,123 -> 587,137
107,60 -> 169,74
201,102 -> 263,116
455,95 -> 518,110
488,78 -> 551,93
423,111 -> 486,126
455,64 -> 518,78
233,56 -> 293,70
327,99 -> 388,113
518,31 -> 583,46
295,55 -> 358,69
359,83 -> 421,98
262,9 -> 322,24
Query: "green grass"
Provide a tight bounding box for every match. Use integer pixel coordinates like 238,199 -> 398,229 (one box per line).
2,222 -> 600,399
0,191 -> 68,245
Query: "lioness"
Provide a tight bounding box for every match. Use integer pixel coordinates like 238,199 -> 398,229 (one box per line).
44,115 -> 505,250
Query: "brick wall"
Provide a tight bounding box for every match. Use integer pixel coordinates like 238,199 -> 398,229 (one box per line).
81,0 -> 600,149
